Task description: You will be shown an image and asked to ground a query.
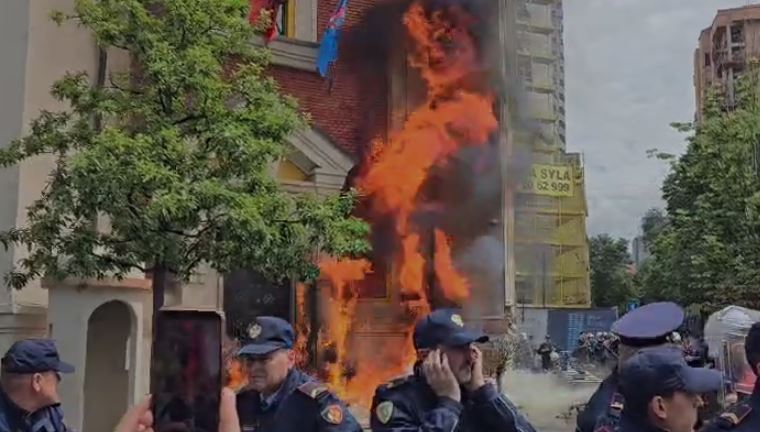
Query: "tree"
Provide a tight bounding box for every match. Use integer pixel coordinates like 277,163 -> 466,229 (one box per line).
639,63 -> 760,313
589,234 -> 635,308
0,0 -> 369,307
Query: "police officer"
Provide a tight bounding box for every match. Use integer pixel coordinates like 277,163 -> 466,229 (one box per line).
617,346 -> 721,432
701,321 -> 760,432
576,302 -> 685,432
235,316 -> 361,432
369,309 -> 537,432
0,339 -> 73,432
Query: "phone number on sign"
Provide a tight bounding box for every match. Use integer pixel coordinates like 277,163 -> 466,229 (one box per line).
522,180 -> 571,195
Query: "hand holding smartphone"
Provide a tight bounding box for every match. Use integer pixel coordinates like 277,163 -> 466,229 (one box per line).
150,310 -> 223,432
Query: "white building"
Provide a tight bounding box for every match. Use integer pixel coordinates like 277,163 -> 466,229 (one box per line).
0,1 -> 351,431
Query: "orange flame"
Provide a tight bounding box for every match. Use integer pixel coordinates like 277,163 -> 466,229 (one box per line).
304,0 -> 498,409
294,283 -> 311,368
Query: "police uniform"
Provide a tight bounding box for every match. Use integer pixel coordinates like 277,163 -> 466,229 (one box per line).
0,339 -> 73,432
701,322 -> 760,432
616,347 -> 722,432
576,302 -> 685,432
369,309 -> 537,432
235,317 -> 361,432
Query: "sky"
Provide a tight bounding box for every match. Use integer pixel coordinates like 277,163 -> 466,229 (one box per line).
563,0 -> 751,240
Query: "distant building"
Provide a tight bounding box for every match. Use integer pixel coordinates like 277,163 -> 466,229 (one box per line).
632,236 -> 650,269
513,0 -> 591,310
694,4 -> 760,122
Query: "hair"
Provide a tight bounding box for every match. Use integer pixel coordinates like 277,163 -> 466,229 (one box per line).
0,371 -> 31,396
745,322 -> 760,375
624,387 -> 678,417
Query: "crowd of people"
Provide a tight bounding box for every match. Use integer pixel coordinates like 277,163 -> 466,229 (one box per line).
0,302 -> 758,432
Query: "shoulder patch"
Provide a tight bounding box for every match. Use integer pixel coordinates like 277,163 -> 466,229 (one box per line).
298,381 -> 329,399
719,403 -> 752,427
321,404 -> 344,425
375,401 -> 394,424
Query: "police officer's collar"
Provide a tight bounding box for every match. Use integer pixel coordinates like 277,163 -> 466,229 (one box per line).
257,368 -> 301,411
620,413 -> 669,432
0,386 -> 27,413
752,377 -> 760,404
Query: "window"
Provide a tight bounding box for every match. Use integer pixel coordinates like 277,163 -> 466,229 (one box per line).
519,56 -> 533,83
250,0 -> 295,38
730,24 -> 744,44
517,0 -> 530,21
704,53 -> 711,67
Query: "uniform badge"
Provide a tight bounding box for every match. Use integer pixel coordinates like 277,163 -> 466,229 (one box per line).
451,314 -> 464,327
247,323 -> 262,339
376,401 -> 394,424
321,404 -> 343,424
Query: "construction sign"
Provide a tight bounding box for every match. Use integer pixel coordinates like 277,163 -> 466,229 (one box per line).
519,164 -> 574,197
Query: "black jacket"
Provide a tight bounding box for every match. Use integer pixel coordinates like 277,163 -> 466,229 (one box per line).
236,369 -> 361,432
369,371 -> 536,432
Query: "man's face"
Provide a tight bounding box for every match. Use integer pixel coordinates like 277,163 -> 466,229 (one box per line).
32,371 -> 61,406
652,391 -> 703,432
243,349 -> 294,394
441,344 -> 473,384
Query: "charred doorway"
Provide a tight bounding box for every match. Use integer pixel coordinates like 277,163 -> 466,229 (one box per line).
223,270 -> 292,339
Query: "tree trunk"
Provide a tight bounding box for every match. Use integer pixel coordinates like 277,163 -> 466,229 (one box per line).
152,263 -> 167,317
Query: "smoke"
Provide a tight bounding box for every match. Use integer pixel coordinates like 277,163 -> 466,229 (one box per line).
340,0 -> 541,316
502,370 -> 597,431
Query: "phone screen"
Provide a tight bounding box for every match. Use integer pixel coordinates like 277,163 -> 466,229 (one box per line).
151,310 -> 222,432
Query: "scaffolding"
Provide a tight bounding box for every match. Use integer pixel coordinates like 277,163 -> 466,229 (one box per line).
514,152 -> 591,308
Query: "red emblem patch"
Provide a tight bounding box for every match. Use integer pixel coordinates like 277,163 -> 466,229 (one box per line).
321,404 -> 343,424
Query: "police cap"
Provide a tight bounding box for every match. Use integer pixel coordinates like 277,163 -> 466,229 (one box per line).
238,316 -> 294,357
619,346 -> 721,411
1,339 -> 75,374
611,302 -> 684,347
413,309 -> 488,350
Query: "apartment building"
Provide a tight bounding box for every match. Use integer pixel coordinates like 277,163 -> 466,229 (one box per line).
694,4 -> 760,122
512,0 -> 591,317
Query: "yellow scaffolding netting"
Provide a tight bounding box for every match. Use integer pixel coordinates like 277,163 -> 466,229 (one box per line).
514,154 -> 591,308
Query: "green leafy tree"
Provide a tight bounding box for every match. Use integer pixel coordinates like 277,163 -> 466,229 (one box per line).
590,234 -> 635,308
0,0 -> 369,305
640,63 -> 760,313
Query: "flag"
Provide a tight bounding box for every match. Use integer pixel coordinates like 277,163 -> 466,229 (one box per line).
317,0 -> 349,78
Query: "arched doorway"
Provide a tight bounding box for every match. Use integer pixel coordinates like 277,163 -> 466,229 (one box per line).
83,301 -> 132,432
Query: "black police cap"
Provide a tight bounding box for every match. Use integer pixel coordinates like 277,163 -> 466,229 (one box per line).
413,309 -> 488,350
619,346 -> 721,409
1,339 -> 74,374
238,316 -> 294,357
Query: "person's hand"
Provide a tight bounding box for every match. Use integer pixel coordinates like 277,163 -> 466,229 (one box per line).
115,396 -> 153,432
422,349 -> 461,402
219,387 -> 240,432
465,346 -> 486,392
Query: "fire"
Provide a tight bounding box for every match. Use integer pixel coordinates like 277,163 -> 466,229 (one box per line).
294,283 -> 311,368
307,0 -> 498,409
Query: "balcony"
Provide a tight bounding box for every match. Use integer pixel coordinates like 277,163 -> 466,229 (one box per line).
527,80 -> 554,93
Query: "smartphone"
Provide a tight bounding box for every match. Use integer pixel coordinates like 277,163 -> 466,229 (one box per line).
151,309 -> 223,432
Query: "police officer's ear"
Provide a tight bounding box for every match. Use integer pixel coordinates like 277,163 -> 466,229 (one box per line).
31,373 -> 44,393
649,396 -> 668,420
285,349 -> 296,368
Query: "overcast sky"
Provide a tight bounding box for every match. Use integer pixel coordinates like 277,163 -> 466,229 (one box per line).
564,0 -> 751,240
